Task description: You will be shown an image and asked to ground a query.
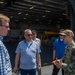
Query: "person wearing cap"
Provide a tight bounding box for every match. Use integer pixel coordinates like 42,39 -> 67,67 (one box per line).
52,29 -> 67,75
32,30 -> 41,74
53,29 -> 75,75
32,30 -> 41,47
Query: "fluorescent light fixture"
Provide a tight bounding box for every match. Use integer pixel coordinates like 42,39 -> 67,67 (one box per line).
18,12 -> 21,14
42,15 -> 45,17
30,6 -> 34,9
0,1 -> 4,4
62,13 -> 66,15
46,10 -> 50,13
26,13 -> 29,15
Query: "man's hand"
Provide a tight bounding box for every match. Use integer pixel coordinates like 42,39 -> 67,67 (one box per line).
52,58 -> 62,69
13,67 -> 19,73
37,64 -> 41,71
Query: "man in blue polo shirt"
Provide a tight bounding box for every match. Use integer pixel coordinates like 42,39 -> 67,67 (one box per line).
52,30 -> 67,75
13,29 -> 41,75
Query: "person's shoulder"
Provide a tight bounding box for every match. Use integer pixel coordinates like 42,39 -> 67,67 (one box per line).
68,42 -> 75,51
18,40 -> 24,44
32,40 -> 39,45
73,42 -> 75,45
71,43 -> 75,56
32,40 -> 37,44
36,38 -> 40,41
0,40 -> 2,43
72,43 -> 75,48
54,38 -> 59,42
0,40 -> 2,46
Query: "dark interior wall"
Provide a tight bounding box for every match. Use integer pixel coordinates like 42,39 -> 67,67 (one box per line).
69,0 -> 75,34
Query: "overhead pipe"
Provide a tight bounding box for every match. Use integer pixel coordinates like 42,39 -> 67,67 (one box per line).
14,0 -> 64,10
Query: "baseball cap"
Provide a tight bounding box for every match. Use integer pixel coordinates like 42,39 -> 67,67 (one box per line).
32,30 -> 37,33
63,29 -> 74,37
59,31 -> 66,36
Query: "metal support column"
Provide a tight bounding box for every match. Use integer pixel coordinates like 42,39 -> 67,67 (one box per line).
69,0 -> 75,34
70,5 -> 75,34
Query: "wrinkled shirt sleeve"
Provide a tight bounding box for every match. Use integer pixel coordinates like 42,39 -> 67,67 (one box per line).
15,43 -> 21,54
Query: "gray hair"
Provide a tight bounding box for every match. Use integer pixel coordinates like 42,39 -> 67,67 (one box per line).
24,29 -> 32,35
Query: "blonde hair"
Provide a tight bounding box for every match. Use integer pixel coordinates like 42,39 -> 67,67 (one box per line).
0,14 -> 10,26
64,29 -> 74,38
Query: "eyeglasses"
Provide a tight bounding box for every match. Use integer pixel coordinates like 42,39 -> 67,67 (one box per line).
26,34 -> 32,36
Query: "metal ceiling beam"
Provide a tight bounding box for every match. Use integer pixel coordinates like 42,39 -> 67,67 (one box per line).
45,0 -> 62,5
0,0 -> 67,23
14,1 -> 64,10
6,7 -> 50,15
11,4 -> 59,12
7,6 -> 63,16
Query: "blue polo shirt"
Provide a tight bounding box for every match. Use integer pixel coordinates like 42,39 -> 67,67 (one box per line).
15,40 -> 41,70
53,38 -> 67,59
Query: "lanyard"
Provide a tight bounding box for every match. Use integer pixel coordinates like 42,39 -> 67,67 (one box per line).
24,40 -> 33,48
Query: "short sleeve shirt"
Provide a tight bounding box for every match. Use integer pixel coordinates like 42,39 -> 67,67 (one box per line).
53,38 -> 66,59
15,40 -> 41,70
